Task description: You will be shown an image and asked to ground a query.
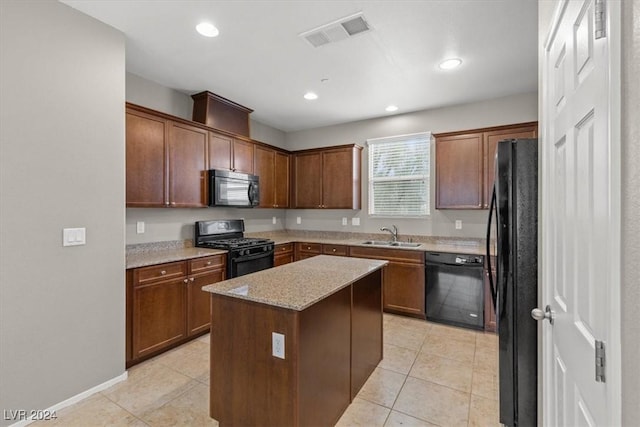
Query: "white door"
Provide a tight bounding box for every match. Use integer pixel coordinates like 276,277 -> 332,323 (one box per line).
541,0 -> 620,425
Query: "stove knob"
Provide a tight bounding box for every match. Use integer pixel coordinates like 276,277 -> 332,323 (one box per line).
263,246 -> 268,252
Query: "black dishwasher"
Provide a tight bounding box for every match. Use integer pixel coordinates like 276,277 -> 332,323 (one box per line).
425,252 -> 484,330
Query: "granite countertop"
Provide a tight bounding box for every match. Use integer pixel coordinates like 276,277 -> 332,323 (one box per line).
202,255 -> 388,311
126,240 -> 227,269
248,231 -> 493,256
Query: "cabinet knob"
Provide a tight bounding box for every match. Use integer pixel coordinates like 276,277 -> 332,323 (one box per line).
183,279 -> 189,283
165,202 -> 170,206
190,277 -> 195,282
206,261 -> 212,265
160,270 -> 167,275
307,246 -> 311,250
332,248 -> 336,252
170,202 -> 176,206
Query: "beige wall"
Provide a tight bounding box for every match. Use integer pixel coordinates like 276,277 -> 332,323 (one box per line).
284,92 -> 538,238
0,0 -> 125,423
621,0 -> 640,423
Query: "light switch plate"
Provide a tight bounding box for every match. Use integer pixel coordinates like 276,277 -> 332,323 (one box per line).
342,217 -> 348,226
296,217 -> 302,225
63,227 -> 86,246
455,220 -> 462,230
351,217 -> 360,226
136,221 -> 145,234
272,216 -> 277,225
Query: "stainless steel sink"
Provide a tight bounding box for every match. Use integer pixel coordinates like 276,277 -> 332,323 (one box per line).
361,240 -> 421,248
389,242 -> 422,247
361,240 -> 393,246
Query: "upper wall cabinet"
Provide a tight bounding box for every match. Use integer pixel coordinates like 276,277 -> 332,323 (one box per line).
293,144 -> 362,209
208,132 -> 254,174
126,106 -> 207,208
435,122 -> 537,209
254,145 -> 290,208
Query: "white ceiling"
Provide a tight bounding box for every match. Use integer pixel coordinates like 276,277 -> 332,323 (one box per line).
61,1 -> 538,132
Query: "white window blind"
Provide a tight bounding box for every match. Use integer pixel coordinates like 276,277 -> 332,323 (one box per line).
367,132 -> 431,216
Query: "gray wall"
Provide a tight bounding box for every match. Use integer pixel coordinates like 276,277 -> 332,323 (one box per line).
0,0 -> 125,423
284,93 -> 538,238
126,72 -> 287,149
621,0 -> 640,423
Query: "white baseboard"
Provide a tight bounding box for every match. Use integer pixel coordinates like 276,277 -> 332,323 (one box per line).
8,371 -> 128,427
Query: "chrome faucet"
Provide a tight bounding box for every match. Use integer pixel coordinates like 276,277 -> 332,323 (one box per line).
380,225 -> 398,242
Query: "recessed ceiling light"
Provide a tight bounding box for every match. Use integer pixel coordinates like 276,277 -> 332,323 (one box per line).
196,22 -> 219,38
385,105 -> 398,112
304,92 -> 318,100
439,58 -> 462,70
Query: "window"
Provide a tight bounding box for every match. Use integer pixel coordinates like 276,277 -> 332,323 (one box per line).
367,132 -> 431,216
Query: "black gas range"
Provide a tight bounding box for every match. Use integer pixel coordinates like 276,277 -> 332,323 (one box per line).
195,219 -> 274,278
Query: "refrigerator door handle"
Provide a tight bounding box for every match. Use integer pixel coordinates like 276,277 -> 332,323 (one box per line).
486,185 -> 498,306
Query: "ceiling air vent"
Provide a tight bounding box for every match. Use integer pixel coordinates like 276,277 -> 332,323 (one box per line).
300,12 -> 371,48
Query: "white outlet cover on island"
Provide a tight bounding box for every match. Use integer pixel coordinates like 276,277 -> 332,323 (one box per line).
296,217 -> 301,224
351,217 -> 360,226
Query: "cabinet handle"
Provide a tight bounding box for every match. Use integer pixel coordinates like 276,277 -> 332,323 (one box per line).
183,279 -> 189,283
160,270 -> 167,275
190,277 -> 195,282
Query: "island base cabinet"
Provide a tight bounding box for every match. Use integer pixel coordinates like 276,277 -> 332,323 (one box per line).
209,272 -> 383,426
351,269 -> 383,399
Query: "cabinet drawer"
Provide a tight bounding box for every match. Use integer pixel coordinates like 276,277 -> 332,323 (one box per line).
190,255 -> 225,274
349,246 -> 424,264
134,261 -> 187,286
296,242 -> 322,254
275,243 -> 294,254
322,244 -> 349,256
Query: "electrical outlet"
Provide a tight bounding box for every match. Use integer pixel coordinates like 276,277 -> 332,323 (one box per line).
455,220 -> 462,230
136,221 -> 145,234
352,217 -> 360,226
296,217 -> 302,225
342,217 -> 348,226
272,216 -> 277,225
272,332 -> 285,359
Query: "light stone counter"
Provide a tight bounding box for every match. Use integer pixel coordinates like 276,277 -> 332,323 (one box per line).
126,240 -> 226,269
247,231 -> 493,256
202,255 -> 387,311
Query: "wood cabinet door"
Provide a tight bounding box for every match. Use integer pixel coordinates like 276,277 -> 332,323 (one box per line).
168,122 -> 208,207
383,261 -> 425,317
132,278 -> 186,359
232,139 -> 254,174
293,152 -> 322,208
274,152 -> 290,208
483,125 -> 538,207
322,148 -> 355,209
208,132 -> 233,171
126,110 -> 167,207
435,133 -> 484,209
187,269 -> 224,336
254,145 -> 275,208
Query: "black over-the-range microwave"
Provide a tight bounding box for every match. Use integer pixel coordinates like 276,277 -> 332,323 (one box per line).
208,169 -> 260,207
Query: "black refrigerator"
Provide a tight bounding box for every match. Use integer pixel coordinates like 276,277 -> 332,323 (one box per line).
486,138 -> 538,427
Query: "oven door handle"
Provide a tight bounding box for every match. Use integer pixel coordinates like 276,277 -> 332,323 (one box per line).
233,251 -> 273,263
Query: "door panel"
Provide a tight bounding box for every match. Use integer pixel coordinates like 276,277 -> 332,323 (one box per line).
168,122 -> 208,207
542,0 -> 619,425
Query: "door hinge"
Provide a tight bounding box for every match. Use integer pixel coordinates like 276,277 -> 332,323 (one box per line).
595,0 -> 606,39
595,340 -> 606,382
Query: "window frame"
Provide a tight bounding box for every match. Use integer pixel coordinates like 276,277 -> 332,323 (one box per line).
366,132 -> 432,218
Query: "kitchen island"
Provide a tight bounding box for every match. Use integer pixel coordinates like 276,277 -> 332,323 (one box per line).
202,255 -> 387,427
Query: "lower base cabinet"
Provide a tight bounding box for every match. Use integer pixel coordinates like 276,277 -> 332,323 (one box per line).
349,246 -> 426,318
274,243 -> 294,266
126,254 -> 226,366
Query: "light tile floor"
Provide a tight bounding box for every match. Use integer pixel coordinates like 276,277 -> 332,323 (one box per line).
33,314 -> 498,426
